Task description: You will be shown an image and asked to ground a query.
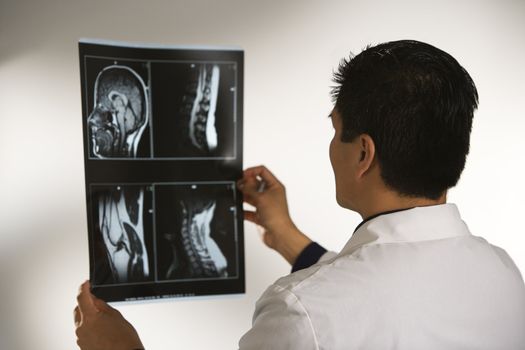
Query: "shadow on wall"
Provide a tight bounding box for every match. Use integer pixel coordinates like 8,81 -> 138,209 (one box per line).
0,0 -> 299,65
0,209 -> 87,349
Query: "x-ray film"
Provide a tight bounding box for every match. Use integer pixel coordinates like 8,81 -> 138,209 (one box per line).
79,39 -> 244,302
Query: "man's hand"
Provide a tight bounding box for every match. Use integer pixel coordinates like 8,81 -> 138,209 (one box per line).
237,165 -> 312,265
74,281 -> 144,350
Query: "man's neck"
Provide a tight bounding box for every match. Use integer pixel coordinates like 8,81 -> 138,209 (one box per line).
358,191 -> 447,220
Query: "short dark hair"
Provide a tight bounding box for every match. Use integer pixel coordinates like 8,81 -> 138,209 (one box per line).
331,40 -> 478,200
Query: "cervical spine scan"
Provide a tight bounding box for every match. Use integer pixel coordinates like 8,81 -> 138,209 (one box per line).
165,199 -> 228,279
88,66 -> 149,158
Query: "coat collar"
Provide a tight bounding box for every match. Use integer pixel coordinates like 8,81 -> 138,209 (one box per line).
339,203 -> 471,256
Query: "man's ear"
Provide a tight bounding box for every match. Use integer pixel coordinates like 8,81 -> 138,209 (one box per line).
356,134 -> 376,178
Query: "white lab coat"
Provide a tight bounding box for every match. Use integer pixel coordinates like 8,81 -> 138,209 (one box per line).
239,204 -> 525,349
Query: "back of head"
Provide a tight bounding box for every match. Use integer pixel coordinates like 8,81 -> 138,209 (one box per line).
331,40 -> 479,200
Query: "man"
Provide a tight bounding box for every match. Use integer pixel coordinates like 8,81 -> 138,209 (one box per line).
75,40 -> 525,349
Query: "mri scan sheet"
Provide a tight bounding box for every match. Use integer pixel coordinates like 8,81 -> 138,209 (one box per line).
79,39 -> 244,302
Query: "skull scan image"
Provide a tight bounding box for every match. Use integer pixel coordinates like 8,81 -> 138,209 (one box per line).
97,186 -> 150,283
165,198 -> 228,279
87,65 -> 149,158
180,64 -> 220,154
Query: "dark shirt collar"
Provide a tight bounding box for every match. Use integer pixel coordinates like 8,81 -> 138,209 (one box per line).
353,207 -> 415,233
292,207 -> 417,273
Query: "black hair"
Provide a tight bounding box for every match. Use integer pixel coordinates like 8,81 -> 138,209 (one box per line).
331,40 -> 478,200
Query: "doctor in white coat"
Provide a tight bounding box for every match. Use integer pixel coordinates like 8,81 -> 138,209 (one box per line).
75,40 -> 525,350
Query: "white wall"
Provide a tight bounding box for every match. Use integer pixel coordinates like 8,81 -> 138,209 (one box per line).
1,0 -> 524,348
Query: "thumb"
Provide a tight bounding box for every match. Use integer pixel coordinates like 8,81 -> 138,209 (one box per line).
76,281 -> 98,316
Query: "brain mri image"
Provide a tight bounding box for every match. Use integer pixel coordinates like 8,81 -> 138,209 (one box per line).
87,65 -> 149,158
156,183 -> 238,280
92,185 -> 153,285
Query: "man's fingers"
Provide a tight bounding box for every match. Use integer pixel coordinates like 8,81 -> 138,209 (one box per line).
76,281 -> 98,317
242,192 -> 257,207
244,210 -> 259,224
238,175 -> 262,198
243,165 -> 281,187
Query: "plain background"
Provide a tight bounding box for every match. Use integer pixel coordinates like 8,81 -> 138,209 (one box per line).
1,0 -> 524,349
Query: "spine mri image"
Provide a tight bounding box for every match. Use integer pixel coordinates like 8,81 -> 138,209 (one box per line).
181,64 -> 220,154
80,40 -> 244,301
156,183 -> 238,280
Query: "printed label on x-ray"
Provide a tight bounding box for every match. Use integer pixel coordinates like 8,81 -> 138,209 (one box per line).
79,39 -> 244,302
